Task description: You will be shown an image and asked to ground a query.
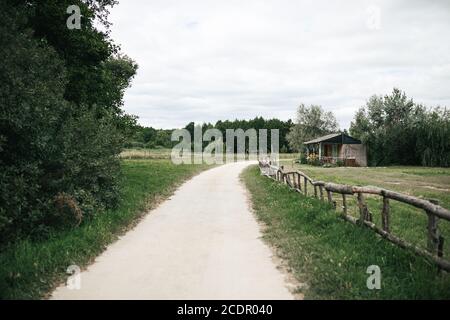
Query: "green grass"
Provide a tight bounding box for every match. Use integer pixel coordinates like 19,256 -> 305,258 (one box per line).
120,148 -> 298,161
0,159 -> 211,299
120,148 -> 172,159
242,165 -> 450,299
279,162 -> 450,259
280,162 -> 450,208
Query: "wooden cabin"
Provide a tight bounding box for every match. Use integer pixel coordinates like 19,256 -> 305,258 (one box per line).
304,133 -> 367,167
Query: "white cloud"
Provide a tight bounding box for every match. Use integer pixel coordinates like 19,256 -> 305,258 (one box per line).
108,0 -> 450,129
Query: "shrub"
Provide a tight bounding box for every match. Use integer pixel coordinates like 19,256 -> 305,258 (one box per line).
299,153 -> 307,164
306,153 -> 321,166
53,193 -> 83,228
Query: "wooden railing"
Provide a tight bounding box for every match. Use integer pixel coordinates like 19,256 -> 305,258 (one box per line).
258,160 -> 450,271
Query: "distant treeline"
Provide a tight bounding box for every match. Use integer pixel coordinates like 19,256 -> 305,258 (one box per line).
127,117 -> 294,153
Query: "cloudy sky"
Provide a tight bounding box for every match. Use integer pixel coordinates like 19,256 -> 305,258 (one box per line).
108,0 -> 450,129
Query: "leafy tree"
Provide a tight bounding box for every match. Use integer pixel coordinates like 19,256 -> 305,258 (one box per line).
350,88 -> 450,167
415,107 -> 450,167
0,1 -> 137,244
286,104 -> 339,152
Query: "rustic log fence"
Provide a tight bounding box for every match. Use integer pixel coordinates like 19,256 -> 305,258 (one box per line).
258,160 -> 450,272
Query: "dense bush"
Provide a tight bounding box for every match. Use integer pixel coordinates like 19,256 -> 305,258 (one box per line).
416,108 -> 450,167
0,1 -> 137,244
306,153 -> 321,166
299,153 -> 307,164
350,89 -> 450,167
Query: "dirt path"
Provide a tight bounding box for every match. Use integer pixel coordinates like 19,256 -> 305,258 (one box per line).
51,162 -> 294,299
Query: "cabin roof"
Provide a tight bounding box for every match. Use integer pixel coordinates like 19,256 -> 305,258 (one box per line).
304,133 -> 361,145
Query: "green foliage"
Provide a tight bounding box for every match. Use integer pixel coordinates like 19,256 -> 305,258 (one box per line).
128,126 -> 174,149
306,153 -> 321,166
416,108 -> 450,167
299,153 -> 307,164
287,104 -> 339,152
0,2 -> 137,245
336,159 -> 344,167
214,117 -> 293,153
350,88 -> 450,167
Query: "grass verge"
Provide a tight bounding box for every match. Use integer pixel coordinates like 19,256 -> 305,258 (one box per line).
242,165 -> 450,299
0,160 -> 211,299
279,163 -> 450,260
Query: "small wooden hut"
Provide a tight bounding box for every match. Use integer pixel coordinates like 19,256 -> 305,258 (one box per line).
304,133 -> 367,166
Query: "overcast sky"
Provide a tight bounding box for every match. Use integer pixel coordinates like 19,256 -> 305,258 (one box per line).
108,0 -> 450,129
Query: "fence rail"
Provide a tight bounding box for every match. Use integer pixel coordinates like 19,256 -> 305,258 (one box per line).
258,160 -> 450,271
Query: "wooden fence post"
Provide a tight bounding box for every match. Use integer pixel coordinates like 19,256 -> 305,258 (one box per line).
327,190 -> 333,204
314,185 -> 318,198
381,195 -> 390,233
342,194 -> 347,215
304,177 -> 308,196
319,185 -> 324,201
297,174 -> 302,191
357,192 -> 372,223
426,199 -> 440,255
438,236 -> 444,259
357,192 -> 364,223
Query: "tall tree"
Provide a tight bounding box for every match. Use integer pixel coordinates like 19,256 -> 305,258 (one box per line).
350,88 -> 450,167
286,104 -> 339,152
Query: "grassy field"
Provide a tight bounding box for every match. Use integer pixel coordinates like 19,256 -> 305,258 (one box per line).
120,148 -> 298,160
242,165 -> 450,299
0,160 -> 211,299
120,148 -> 173,159
279,161 -> 450,258
280,161 -> 450,208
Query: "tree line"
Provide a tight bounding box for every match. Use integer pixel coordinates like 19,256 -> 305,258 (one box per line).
128,118 -> 295,153
0,1 -> 137,245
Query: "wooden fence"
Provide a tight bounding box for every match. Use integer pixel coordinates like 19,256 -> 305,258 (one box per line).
258,160 -> 450,272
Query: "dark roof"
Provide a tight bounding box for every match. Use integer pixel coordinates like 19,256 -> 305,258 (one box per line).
304,133 -> 361,145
